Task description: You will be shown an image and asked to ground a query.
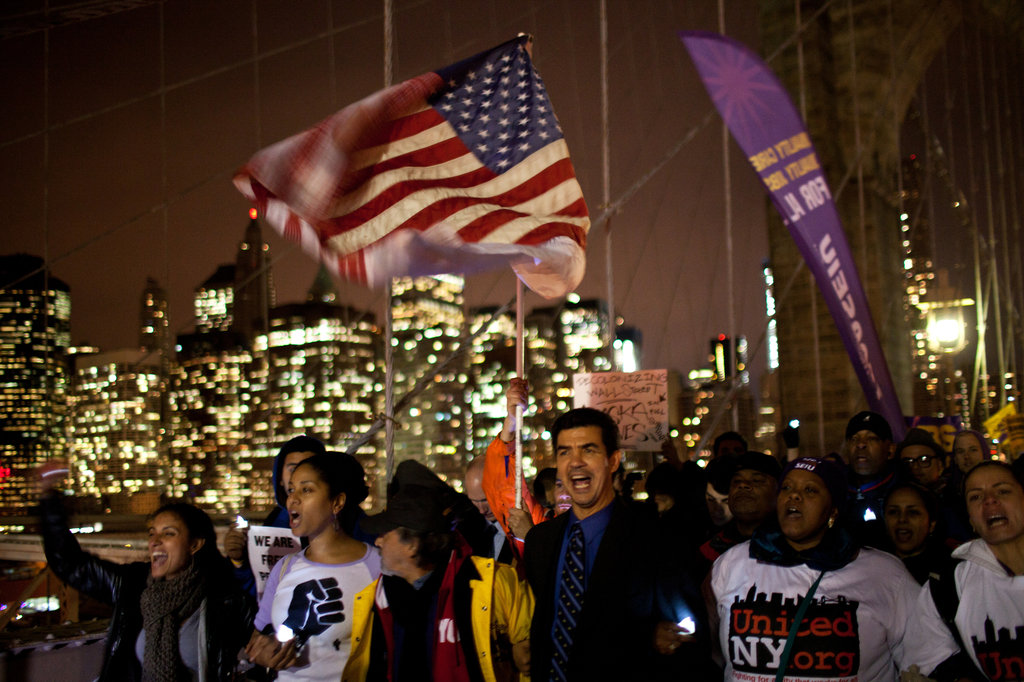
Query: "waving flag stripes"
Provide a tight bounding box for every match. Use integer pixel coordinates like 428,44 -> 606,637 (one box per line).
234,35 -> 589,299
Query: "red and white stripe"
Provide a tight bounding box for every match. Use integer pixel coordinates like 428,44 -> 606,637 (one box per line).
235,69 -> 589,299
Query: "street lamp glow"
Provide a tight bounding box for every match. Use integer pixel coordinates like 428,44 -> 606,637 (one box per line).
932,318 -> 962,344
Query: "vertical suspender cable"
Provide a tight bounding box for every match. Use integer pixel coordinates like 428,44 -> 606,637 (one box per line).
251,3 -> 261,147
794,0 -> 825,453
383,0 -> 396,485
43,2 -> 52,470
959,26 -> 988,424
1016,42 -> 1024,388
718,0 -> 738,432
250,1 -> 275,457
327,2 -> 338,110
917,63 -> 943,412
159,2 -> 171,475
1004,42 -> 1024,392
600,0 -> 615,369
880,1 -> 905,413
988,36 -> 1016,393
847,0 -> 864,276
919,79 -> 939,292
942,41 -> 974,421
974,22 -> 1005,407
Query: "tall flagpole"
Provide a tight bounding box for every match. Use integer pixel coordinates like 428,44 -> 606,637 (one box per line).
600,0 -> 615,369
383,0 -> 396,485
515,279 -> 525,508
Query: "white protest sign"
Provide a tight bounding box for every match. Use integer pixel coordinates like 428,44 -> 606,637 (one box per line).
573,370 -> 670,451
247,525 -> 302,598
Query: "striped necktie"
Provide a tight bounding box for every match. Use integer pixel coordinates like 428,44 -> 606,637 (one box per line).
551,522 -> 585,681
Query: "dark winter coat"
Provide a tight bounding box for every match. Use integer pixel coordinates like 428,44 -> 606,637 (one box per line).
38,493 -> 255,681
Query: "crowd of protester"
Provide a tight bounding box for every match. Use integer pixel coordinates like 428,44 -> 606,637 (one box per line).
34,377 -> 1024,681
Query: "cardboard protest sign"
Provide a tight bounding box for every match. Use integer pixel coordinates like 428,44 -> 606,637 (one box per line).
247,525 -> 302,598
573,370 -> 670,451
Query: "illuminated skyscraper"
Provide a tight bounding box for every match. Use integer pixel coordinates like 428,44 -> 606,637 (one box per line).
709,335 -> 749,384
613,326 -> 642,373
522,306 -> 562,421
678,370 -> 757,460
193,215 -> 275,339
139,276 -> 172,465
466,305 -> 558,470
763,262 -> 780,372
248,284 -> 383,509
194,264 -> 236,334
69,349 -> 165,513
547,297 -> 611,414
465,306 -> 512,457
390,275 -> 467,483
233,214 -> 275,339
167,331 -> 253,512
0,254 -> 71,515
900,155 -> 973,421
139,277 -> 169,354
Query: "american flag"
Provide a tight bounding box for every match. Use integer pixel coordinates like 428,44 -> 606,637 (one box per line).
234,35 -> 589,298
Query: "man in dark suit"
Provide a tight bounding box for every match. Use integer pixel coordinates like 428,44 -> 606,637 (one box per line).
524,408 -> 710,681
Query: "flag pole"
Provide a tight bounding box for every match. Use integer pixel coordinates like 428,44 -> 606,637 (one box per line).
515,278 -> 525,509
600,0 -> 616,370
383,0 -> 396,485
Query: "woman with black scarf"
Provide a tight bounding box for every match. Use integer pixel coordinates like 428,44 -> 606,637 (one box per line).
709,457 -> 919,681
37,463 -> 254,681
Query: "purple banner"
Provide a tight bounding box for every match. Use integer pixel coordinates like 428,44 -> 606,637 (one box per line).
680,31 -> 904,438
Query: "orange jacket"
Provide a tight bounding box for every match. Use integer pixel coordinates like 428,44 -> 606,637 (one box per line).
481,436 -> 547,559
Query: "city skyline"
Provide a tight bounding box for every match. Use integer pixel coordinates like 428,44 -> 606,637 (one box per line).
0,237 -> 767,517
0,0 -> 772,385
3,1 -> 1022,478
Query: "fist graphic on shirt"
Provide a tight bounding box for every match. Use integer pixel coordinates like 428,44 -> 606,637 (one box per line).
284,578 -> 345,639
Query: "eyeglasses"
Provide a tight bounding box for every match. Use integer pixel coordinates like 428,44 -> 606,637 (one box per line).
903,454 -> 939,468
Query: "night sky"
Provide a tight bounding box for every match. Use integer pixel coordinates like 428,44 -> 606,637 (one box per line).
1,0 -> 784,379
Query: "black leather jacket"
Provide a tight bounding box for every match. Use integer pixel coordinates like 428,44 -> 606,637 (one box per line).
38,493 -> 255,681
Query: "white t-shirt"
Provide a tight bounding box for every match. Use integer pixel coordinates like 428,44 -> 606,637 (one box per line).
711,542 -> 918,682
254,543 -> 381,682
903,539 -> 1024,679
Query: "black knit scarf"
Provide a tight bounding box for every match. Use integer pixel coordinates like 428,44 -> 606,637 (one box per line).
749,522 -> 860,571
139,559 -> 206,682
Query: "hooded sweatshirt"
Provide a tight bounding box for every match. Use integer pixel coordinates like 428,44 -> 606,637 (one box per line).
263,436 -> 327,527
904,539 -> 1024,679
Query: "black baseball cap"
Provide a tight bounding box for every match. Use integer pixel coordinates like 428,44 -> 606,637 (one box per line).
845,411 -> 893,442
733,451 -> 782,479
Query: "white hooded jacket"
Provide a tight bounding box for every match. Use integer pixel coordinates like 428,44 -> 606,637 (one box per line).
903,538 -> 1024,680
